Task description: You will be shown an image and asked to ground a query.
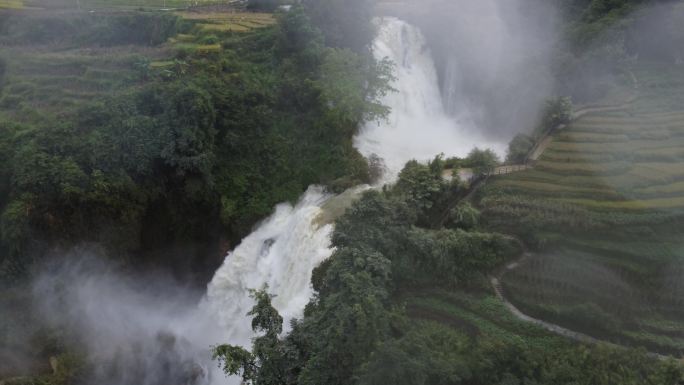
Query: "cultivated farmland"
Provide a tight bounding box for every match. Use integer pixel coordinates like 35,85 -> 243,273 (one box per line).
480,63 -> 684,355
0,7 -> 276,116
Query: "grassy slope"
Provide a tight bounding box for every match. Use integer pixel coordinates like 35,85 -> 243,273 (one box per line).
175,11 -> 275,33
479,62 -> 684,355
402,287 -> 573,351
1,46 -> 154,116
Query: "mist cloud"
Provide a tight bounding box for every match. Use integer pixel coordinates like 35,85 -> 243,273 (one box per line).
28,250 -> 229,385
377,0 -> 560,138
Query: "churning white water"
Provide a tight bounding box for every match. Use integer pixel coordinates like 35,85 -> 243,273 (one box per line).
200,17 -> 504,384
354,17 -> 506,182
202,186 -> 334,348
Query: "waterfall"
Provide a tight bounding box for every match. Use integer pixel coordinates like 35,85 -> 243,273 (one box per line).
202,186 -> 335,348
199,17 -> 504,384
354,17 -> 504,182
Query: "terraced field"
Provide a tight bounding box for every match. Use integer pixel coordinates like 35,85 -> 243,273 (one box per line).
0,0 -> 23,9
0,46 -> 163,115
479,63 -> 684,355
176,10 -> 276,33
0,6 -> 276,116
404,289 -> 571,349
4,0 -> 230,10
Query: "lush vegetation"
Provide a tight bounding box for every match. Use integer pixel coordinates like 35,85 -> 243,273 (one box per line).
3,0 -> 684,384
0,6 -> 391,286
214,158 -> 683,385
493,5 -> 684,356
0,1 -> 395,381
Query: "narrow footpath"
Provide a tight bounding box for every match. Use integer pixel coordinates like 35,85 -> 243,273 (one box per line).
490,253 -> 668,360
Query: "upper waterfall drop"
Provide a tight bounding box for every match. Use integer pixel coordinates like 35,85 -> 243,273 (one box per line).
354,17 -> 505,182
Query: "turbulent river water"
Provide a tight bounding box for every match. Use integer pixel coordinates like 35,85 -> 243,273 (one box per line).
190,17 -> 506,384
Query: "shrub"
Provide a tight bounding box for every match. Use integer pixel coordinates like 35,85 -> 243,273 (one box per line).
447,202 -> 480,230
394,160 -> 445,212
506,133 -> 535,164
199,34 -> 220,45
463,148 -> 500,175
535,97 -> 573,137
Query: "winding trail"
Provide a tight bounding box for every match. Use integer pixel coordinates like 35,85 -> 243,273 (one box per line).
491,254 -> 609,346
485,71 -> 674,359
489,252 -> 668,360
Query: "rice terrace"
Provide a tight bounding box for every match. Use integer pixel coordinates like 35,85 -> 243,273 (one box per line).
0,1 -> 275,115
481,62 -> 684,355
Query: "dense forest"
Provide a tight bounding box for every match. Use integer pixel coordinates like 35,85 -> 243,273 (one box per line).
2,0 -> 684,384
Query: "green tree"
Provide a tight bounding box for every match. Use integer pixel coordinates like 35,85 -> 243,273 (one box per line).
276,6 -> 324,70
297,246 -> 392,385
394,160 -> 446,212
536,97 -> 573,136
464,148 -> 500,175
358,325 -> 472,385
213,288 -> 285,385
506,133 -> 535,164
318,49 -> 393,126
447,202 -> 480,230
132,56 -> 151,82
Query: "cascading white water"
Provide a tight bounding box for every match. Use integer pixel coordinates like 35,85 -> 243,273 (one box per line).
200,17 -> 505,384
202,186 -> 335,348
354,17 -> 505,182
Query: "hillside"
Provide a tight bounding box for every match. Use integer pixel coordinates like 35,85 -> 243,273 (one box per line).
0,5 -> 386,288
3,1 -> 684,385
480,62 -> 684,354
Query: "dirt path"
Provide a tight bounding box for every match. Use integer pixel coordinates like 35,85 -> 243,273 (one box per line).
491,254 -> 614,345
490,253 -> 668,360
